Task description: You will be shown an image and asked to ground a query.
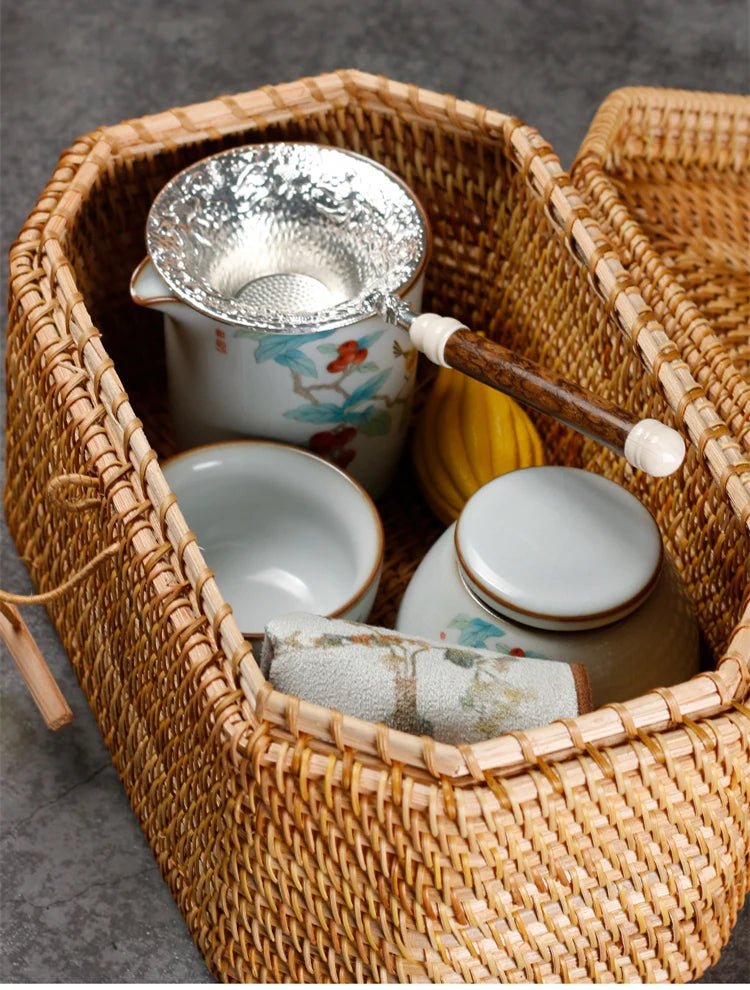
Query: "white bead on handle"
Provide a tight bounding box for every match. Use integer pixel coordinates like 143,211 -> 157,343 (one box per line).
622,420 -> 686,478
406,312 -> 686,478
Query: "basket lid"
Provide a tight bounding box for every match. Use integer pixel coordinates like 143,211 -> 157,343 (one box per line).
455,467 -> 663,632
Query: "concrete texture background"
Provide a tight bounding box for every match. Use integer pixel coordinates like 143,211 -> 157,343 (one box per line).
1,0 -> 748,982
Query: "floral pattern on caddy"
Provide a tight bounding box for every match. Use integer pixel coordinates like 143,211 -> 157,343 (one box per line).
447,613 -> 545,658
242,327 -> 413,468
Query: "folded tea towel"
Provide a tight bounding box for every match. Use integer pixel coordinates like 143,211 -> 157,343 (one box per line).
260,613 -> 592,745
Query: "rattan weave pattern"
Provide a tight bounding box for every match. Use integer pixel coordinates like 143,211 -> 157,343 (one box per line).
573,87 -> 750,449
4,72 -> 749,982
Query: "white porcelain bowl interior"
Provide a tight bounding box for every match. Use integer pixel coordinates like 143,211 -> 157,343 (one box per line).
162,441 -> 384,637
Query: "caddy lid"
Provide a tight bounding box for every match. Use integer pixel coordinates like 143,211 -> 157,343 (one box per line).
455,466 -> 663,632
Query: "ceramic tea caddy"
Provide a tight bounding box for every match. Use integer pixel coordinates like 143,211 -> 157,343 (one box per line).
130,143 -> 429,498
396,466 -> 700,706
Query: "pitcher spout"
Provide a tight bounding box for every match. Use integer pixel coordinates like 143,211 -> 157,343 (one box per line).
130,256 -> 188,319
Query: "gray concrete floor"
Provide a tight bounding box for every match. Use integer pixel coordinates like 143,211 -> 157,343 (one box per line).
1,0 -> 748,982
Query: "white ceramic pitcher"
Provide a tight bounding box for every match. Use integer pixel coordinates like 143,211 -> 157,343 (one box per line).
131,259 -> 423,497
130,143 -> 430,498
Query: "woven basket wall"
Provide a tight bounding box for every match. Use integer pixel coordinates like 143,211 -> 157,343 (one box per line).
573,87 -> 749,449
5,71 -> 749,983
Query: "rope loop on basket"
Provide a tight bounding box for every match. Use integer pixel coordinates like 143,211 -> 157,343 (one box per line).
45,472 -> 104,512
0,471 -> 121,734
2,470 -> 120,626
0,541 -> 120,618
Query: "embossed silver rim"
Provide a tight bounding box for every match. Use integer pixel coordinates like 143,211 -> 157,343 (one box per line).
146,143 -> 429,333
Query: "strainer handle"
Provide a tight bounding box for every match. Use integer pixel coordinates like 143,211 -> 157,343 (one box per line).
408,313 -> 685,478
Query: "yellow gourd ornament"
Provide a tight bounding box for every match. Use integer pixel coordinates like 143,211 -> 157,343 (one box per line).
412,367 -> 545,523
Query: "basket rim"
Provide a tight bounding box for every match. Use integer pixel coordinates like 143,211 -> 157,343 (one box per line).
574,85 -> 750,165
8,69 -> 750,786
573,86 -> 750,448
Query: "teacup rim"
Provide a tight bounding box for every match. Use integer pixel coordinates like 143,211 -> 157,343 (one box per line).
161,438 -> 385,639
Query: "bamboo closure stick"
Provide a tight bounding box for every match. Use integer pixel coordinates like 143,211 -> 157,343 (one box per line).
0,604 -> 72,730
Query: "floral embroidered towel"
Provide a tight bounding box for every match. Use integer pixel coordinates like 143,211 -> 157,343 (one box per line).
260,613 -> 592,744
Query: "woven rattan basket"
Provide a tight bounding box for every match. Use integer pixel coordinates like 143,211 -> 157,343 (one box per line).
4,71 -> 749,983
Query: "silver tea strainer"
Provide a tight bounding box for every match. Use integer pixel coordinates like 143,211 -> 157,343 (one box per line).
147,143 -> 428,333
147,143 -> 685,478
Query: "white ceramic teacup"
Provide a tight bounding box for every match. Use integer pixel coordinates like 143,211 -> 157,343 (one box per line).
162,440 -> 384,642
